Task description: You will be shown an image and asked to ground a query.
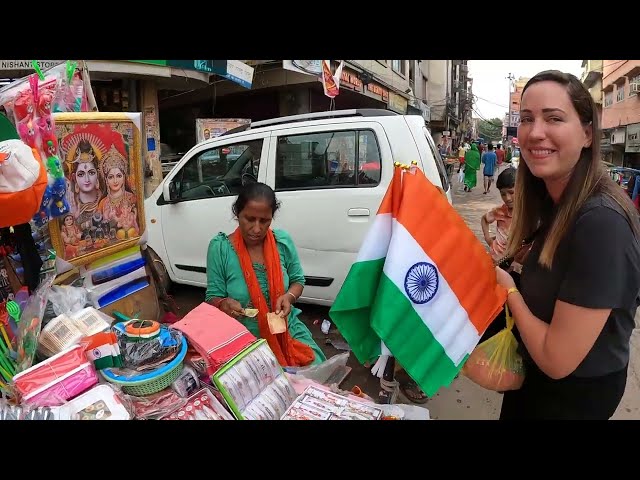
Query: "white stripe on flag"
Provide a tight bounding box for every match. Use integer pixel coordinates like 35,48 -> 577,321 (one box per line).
356,213 -> 392,262
383,220 -> 480,366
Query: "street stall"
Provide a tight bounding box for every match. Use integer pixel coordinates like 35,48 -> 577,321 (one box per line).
0,281 -> 428,420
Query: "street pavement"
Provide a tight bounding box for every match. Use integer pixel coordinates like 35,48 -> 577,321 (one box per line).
170,165 -> 640,419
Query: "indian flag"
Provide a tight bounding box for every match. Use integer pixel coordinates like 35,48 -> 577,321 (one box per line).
329,165 -> 507,397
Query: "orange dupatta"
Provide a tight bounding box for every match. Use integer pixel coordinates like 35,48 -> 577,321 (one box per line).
232,228 -> 314,367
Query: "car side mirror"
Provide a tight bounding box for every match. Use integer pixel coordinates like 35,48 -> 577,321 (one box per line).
163,181 -> 179,203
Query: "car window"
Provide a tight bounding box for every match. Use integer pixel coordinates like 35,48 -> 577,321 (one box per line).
275,129 -> 381,191
175,139 -> 263,201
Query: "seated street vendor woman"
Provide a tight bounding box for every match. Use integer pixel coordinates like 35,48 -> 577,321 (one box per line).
205,182 -> 326,367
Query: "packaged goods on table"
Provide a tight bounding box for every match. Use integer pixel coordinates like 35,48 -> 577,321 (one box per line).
281,384 -> 383,420
12,344 -> 98,407
56,384 -> 131,420
100,322 -> 187,397
38,307 -> 111,357
212,339 -> 298,420
161,387 -> 234,420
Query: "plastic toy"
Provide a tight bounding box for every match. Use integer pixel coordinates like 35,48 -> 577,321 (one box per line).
37,90 -> 53,117
49,177 -> 70,217
45,144 -> 63,179
13,90 -> 34,122
17,118 -> 37,148
36,116 -> 54,138
33,185 -> 53,227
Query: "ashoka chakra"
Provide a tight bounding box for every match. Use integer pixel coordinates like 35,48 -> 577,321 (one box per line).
404,262 -> 439,305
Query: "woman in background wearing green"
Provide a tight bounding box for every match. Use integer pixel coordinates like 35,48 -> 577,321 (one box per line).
463,142 -> 481,192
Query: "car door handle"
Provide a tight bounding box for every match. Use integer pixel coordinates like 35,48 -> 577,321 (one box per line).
348,208 -> 370,217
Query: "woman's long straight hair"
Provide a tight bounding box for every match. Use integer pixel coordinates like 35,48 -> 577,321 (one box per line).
506,70 -> 640,268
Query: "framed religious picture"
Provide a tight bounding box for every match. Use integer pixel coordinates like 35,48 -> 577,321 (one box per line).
49,112 -> 145,266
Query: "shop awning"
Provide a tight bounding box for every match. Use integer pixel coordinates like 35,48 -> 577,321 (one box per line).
85,61 -> 214,89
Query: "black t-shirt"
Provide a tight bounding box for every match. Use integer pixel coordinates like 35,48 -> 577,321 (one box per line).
520,193 -> 640,377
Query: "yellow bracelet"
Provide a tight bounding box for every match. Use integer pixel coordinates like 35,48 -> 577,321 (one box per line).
507,287 -> 519,296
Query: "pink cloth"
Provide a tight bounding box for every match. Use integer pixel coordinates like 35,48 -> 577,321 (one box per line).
13,345 -> 98,407
172,302 -> 256,377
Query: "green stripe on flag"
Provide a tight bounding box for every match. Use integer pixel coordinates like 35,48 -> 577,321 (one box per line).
371,274 -> 466,397
329,258 -> 386,365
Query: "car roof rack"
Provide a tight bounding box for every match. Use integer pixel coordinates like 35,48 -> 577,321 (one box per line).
251,109 -> 397,128
217,109 -> 397,138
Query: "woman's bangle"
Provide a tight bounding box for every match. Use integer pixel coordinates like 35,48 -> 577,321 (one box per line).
286,291 -> 297,302
507,287 -> 519,296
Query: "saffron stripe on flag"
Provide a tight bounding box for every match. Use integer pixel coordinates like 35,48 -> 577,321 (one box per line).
396,169 -> 506,334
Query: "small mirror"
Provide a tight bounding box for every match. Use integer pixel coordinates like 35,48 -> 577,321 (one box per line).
163,181 -> 179,203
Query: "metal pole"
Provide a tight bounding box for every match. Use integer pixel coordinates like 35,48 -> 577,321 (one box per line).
506,73 -> 515,143
378,356 -> 398,404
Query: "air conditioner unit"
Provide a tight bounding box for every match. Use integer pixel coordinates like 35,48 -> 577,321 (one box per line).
630,83 -> 640,95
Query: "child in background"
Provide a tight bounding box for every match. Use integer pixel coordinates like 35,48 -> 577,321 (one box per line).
481,167 -> 516,262
479,167 -> 517,344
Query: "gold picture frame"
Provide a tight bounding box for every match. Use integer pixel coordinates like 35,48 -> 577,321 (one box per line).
49,112 -> 145,267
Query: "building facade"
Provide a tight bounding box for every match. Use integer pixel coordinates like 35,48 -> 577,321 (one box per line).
601,60 -> 640,167
581,60 -> 605,161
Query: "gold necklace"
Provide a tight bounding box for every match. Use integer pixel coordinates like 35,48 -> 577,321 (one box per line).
108,193 -> 126,207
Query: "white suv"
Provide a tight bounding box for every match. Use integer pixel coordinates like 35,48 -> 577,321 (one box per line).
145,109 -> 452,306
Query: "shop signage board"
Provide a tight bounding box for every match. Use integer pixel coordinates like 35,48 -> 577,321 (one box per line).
340,68 -> 363,92
365,82 -> 389,102
196,118 -> 251,143
388,92 -> 408,114
128,60 -> 227,76
222,60 -> 254,89
0,60 -> 64,71
420,102 -> 431,123
283,60 -> 323,77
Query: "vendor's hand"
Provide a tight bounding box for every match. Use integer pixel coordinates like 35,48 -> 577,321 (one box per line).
484,235 -> 495,247
496,266 -> 516,290
220,297 -> 244,318
274,294 -> 292,318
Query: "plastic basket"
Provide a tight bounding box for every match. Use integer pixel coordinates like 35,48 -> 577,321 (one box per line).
100,336 -> 188,396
